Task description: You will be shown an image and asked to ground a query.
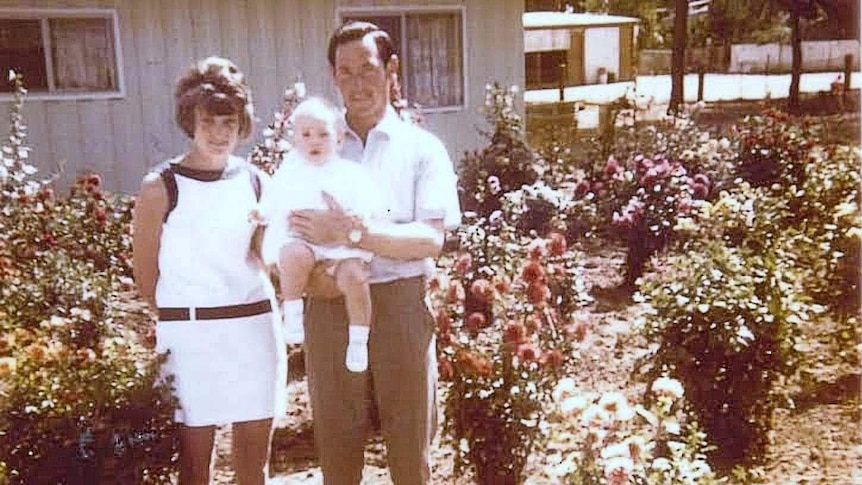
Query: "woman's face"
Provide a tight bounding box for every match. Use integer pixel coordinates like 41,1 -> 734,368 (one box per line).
192,107 -> 240,159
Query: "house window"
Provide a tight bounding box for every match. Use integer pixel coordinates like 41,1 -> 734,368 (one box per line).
526,50 -> 567,89
0,9 -> 122,97
340,8 -> 465,110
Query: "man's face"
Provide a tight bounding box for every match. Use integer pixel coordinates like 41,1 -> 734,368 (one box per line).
332,35 -> 392,123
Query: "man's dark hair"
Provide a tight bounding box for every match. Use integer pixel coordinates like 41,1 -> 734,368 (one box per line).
327,20 -> 396,68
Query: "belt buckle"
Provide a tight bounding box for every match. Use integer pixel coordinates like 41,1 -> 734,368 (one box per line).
189,306 -> 197,321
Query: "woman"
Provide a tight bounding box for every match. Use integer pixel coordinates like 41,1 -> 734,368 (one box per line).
132,56 -> 284,484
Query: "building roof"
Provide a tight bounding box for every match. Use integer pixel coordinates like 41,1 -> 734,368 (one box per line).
523,11 -> 640,30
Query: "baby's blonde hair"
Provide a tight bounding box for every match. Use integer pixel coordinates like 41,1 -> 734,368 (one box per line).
289,96 -> 344,133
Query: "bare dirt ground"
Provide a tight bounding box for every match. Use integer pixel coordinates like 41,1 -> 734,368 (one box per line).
204,242 -> 860,484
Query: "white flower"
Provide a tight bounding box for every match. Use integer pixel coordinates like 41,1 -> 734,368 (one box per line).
560,395 -> 590,416
651,377 -> 684,399
293,81 -> 307,98
552,377 -> 577,401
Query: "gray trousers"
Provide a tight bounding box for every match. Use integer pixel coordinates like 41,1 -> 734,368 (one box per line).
305,276 -> 437,485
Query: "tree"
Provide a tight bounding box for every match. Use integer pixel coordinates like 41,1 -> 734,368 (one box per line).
668,0 -> 689,113
776,0 -> 823,112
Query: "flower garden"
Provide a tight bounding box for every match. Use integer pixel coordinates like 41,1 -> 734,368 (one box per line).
0,71 -> 860,484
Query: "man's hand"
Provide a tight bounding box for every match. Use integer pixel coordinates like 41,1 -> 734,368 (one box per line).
289,191 -> 352,246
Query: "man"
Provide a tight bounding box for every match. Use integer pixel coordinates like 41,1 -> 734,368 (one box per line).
288,21 -> 461,485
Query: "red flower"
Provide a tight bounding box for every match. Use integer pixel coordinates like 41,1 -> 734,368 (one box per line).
436,310 -> 452,333
575,180 -> 590,196
457,350 -> 492,377
427,276 -> 441,292
548,232 -> 567,257
466,312 -> 487,331
95,207 -> 108,223
527,283 -> 551,306
454,253 -> 472,275
470,279 -> 494,304
520,261 -> 545,285
603,156 -> 622,178
446,280 -> 465,303
438,356 -> 454,380
540,349 -> 564,369
525,315 -> 542,334
692,182 -> 709,199
528,240 -> 547,261
517,343 -> 539,362
504,321 -> 528,346
568,320 -> 590,342
493,276 -> 511,294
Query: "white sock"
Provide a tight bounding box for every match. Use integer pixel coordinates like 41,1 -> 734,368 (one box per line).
345,325 -> 370,373
281,299 -> 305,345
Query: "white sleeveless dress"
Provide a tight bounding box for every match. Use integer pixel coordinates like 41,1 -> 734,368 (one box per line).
154,156 -> 285,426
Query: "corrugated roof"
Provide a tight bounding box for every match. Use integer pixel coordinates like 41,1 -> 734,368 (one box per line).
523,11 -> 640,29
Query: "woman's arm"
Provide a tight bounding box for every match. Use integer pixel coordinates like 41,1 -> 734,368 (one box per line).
132,173 -> 168,311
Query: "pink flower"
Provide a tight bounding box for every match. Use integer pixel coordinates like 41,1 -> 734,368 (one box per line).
466,312 -> 487,332
504,321 -> 528,346
547,232 -> 567,257
575,179 -> 590,196
692,182 -> 709,199
604,456 -> 634,485
446,281 -> 465,303
516,343 -> 539,362
520,261 -> 545,285
454,253 -> 472,275
603,156 -> 622,178
526,283 -> 551,306
470,279 -> 494,304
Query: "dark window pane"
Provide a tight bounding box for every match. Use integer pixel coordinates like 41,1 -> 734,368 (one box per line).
50,17 -> 117,91
0,19 -> 47,92
526,50 -> 566,88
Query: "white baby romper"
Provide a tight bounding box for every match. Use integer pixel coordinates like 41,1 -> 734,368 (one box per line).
154,157 -> 285,426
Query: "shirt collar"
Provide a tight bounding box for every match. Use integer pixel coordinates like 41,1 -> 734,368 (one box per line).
344,105 -> 403,142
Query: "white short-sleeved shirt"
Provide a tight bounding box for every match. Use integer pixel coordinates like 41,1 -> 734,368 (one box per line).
341,107 -> 461,284
260,152 -> 380,265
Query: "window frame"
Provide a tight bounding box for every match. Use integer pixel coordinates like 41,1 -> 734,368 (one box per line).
0,8 -> 125,101
336,5 -> 468,113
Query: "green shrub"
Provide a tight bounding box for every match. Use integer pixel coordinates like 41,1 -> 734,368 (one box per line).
635,241 -> 814,469
0,72 -> 178,483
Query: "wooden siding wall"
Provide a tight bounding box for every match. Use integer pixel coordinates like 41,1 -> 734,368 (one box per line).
0,0 -> 522,193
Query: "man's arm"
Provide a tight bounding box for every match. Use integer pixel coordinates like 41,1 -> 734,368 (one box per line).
288,194 -> 445,260
132,173 -> 168,311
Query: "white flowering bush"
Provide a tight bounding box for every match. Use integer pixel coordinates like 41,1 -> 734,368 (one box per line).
546,377 -> 720,485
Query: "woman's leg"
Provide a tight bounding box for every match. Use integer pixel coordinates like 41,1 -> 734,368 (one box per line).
178,425 -> 216,485
232,418 -> 274,485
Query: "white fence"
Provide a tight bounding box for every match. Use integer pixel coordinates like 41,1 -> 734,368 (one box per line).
729,40 -> 860,73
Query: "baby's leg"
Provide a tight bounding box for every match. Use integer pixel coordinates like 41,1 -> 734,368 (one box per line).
278,242 -> 316,344
334,258 -> 371,372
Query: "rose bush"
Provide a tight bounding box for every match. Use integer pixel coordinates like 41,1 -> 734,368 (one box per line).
0,72 -> 178,483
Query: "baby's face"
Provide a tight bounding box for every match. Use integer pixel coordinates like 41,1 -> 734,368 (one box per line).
293,115 -> 338,165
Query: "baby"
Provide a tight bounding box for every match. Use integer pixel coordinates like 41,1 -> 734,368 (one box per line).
258,97 -> 379,373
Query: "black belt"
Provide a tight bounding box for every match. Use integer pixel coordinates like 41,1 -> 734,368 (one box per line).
158,299 -> 272,321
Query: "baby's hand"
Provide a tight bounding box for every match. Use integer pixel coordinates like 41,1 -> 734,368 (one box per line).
248,207 -> 268,227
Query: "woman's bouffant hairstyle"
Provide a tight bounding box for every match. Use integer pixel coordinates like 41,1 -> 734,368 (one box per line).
174,56 -> 254,139
327,21 -> 397,69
